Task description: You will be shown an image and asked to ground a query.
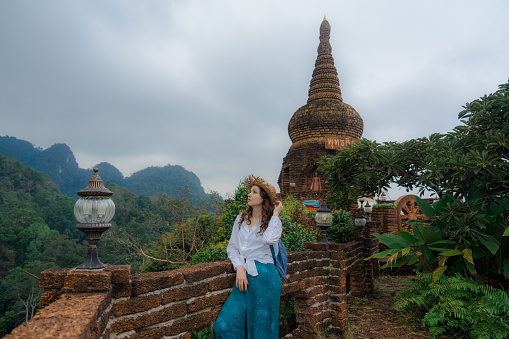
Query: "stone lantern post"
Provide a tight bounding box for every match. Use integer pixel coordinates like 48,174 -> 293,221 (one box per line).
74,168 -> 115,269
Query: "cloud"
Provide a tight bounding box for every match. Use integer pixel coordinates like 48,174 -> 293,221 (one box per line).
1,0 -> 509,197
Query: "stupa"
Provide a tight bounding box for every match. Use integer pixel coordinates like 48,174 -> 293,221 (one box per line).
278,17 -> 363,201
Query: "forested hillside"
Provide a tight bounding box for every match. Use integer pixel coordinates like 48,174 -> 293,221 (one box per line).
0,136 -> 208,199
0,154 -> 87,335
0,153 -> 224,335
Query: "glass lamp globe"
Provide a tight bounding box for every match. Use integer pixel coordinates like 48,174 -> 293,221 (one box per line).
315,201 -> 333,225
74,168 -> 115,269
354,212 -> 367,228
363,201 -> 373,214
74,196 -> 115,224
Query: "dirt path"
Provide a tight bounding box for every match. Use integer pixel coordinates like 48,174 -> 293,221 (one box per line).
342,274 -> 457,339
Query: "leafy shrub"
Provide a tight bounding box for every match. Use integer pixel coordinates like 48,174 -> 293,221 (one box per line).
280,195 -> 316,232
372,203 -> 396,208
189,240 -> 228,265
395,272 -> 509,338
214,183 -> 248,243
279,295 -> 297,337
368,184 -> 509,286
189,326 -> 213,339
280,213 -> 317,252
327,210 -> 357,243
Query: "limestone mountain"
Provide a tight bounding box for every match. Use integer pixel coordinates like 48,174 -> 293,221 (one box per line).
0,136 -> 207,198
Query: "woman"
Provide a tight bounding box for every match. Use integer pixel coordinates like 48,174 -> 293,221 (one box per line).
213,175 -> 284,339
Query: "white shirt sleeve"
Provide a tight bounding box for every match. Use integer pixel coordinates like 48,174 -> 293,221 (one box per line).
262,216 -> 283,245
226,215 -> 243,270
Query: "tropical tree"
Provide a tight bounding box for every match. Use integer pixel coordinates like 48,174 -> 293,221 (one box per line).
320,81 -> 509,285
319,81 -> 509,209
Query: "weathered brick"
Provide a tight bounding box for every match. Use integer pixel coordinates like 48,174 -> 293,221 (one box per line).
180,262 -> 226,283
164,311 -> 215,336
286,270 -> 308,283
131,270 -> 184,295
288,251 -> 307,262
110,317 -> 134,334
39,268 -> 71,289
39,290 -> 63,307
331,301 -> 347,313
330,251 -> 346,260
187,291 -> 229,313
132,303 -> 187,329
105,264 -> 131,285
111,294 -> 162,317
64,270 -> 111,292
162,282 -> 209,304
305,251 -> 329,259
112,282 -> 132,298
208,275 -> 235,292
281,282 -> 301,296
130,327 -> 165,339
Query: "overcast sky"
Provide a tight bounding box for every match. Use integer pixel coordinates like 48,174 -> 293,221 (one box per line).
1,1 -> 508,198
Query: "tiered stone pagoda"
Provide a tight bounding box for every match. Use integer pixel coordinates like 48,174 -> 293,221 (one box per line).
278,17 -> 363,201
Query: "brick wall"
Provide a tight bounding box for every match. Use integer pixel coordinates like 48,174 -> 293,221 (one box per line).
6,239 -> 378,339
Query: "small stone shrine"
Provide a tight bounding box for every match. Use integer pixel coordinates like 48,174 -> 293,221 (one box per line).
278,17 -> 364,201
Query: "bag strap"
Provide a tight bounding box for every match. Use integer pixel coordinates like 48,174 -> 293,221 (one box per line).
269,244 -> 276,259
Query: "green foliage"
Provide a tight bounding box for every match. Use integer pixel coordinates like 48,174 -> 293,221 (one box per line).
189,240 -> 229,265
0,261 -> 57,336
279,195 -> 316,232
322,82 -> 509,286
367,182 -> 509,286
279,295 -> 297,337
327,210 -> 357,243
280,213 -> 317,252
394,272 -> 509,338
214,183 -> 249,243
278,195 -> 318,251
319,81 -> 509,209
189,326 -> 213,339
372,203 -> 396,209
124,164 -> 207,199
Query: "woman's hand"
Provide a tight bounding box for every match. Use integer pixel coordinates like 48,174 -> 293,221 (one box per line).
236,265 -> 248,292
273,201 -> 283,217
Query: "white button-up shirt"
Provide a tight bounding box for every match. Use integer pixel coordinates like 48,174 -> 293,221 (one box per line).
227,214 -> 283,277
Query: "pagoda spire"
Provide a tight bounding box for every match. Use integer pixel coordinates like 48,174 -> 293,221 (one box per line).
307,17 -> 342,103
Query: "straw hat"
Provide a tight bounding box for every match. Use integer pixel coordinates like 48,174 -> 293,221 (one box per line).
244,175 -> 277,205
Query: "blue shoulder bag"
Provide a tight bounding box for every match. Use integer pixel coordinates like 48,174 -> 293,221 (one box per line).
270,240 -> 287,281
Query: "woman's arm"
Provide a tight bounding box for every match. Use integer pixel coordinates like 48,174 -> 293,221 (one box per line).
226,215 -> 243,269
226,215 -> 249,291
262,201 -> 283,245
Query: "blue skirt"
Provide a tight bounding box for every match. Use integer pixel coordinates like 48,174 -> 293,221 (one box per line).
213,261 -> 281,339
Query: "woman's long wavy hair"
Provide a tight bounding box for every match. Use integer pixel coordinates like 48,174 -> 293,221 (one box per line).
238,185 -> 274,235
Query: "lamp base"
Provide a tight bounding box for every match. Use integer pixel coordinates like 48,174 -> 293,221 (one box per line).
76,245 -> 105,269
318,224 -> 330,244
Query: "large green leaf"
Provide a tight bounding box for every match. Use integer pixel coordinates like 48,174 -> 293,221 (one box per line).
438,249 -> 462,257
434,194 -> 453,213
373,232 -> 411,249
485,200 -> 505,222
433,266 -> 447,282
473,232 -> 500,254
503,227 -> 509,237
415,224 -> 442,243
366,248 -> 398,260
462,248 -> 474,265
396,231 -> 419,244
415,196 -> 436,218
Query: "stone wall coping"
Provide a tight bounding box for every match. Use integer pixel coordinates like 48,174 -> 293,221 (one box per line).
5,292 -> 111,339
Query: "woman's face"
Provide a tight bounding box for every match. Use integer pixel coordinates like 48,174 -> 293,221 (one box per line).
247,185 -> 264,207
